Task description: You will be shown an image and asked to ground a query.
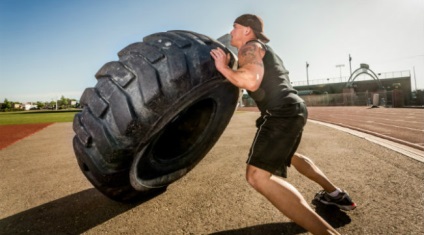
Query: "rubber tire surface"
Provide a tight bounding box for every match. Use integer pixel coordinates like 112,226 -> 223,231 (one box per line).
73,31 -> 239,202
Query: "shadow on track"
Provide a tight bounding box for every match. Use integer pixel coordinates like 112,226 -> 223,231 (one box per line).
0,188 -> 165,235
209,222 -> 307,235
313,199 -> 352,228
210,202 -> 351,235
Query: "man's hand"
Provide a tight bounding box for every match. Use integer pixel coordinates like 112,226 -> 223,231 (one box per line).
210,47 -> 231,72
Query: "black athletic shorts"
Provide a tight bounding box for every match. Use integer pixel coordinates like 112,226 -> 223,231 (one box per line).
246,102 -> 308,178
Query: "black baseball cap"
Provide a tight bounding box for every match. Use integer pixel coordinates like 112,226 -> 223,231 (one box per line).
234,14 -> 270,43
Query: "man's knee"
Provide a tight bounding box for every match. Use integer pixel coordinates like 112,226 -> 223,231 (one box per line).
292,153 -> 315,167
246,165 -> 270,191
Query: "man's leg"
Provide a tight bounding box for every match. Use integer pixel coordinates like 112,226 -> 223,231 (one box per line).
291,153 -> 337,193
246,164 -> 340,235
291,153 -> 357,211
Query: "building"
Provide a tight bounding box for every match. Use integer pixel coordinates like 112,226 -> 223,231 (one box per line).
24,103 -> 38,110
293,66 -> 413,107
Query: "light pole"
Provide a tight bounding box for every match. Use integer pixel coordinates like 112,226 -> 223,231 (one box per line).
349,54 -> 352,75
336,64 -> 345,82
306,62 -> 309,86
413,66 -> 417,91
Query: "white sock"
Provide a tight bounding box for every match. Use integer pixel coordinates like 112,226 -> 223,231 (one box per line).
328,188 -> 342,197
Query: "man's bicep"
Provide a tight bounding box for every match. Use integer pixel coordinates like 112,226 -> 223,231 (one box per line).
233,43 -> 265,91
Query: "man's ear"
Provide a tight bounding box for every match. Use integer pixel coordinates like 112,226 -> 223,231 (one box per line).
244,27 -> 250,35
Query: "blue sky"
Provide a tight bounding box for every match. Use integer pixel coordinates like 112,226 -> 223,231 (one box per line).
1,0 -> 423,102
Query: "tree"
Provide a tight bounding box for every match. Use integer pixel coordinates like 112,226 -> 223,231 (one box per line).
49,101 -> 56,110
36,101 -> 45,109
1,99 -> 12,111
58,95 -> 70,109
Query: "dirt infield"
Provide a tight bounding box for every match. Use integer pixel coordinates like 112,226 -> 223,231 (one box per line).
0,112 -> 423,234
0,123 -> 52,150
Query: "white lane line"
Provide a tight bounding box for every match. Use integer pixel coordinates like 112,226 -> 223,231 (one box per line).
309,119 -> 424,163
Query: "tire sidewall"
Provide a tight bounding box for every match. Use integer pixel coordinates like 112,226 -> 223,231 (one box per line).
130,79 -> 238,191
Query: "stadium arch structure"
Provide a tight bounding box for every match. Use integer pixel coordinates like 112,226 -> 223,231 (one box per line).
346,63 -> 383,90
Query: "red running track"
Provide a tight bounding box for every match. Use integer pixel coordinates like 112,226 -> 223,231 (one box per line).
238,106 -> 424,151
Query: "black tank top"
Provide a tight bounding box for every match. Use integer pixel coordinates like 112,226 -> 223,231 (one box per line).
246,40 -> 303,113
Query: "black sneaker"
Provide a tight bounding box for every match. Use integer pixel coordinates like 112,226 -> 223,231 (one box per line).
313,190 -> 357,211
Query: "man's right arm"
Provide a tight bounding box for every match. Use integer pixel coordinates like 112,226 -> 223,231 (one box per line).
210,42 -> 265,91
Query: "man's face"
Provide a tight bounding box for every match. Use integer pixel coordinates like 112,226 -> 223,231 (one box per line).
230,23 -> 247,48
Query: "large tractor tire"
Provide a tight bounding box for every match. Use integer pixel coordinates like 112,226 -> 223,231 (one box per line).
72,31 -> 239,202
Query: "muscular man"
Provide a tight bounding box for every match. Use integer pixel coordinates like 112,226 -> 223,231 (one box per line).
210,14 -> 356,235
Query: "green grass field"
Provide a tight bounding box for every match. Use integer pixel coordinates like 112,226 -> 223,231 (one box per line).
0,110 -> 80,125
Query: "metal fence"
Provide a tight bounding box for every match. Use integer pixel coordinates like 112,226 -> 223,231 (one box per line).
291,70 -> 411,86
301,90 -> 405,107
242,89 -> 423,108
